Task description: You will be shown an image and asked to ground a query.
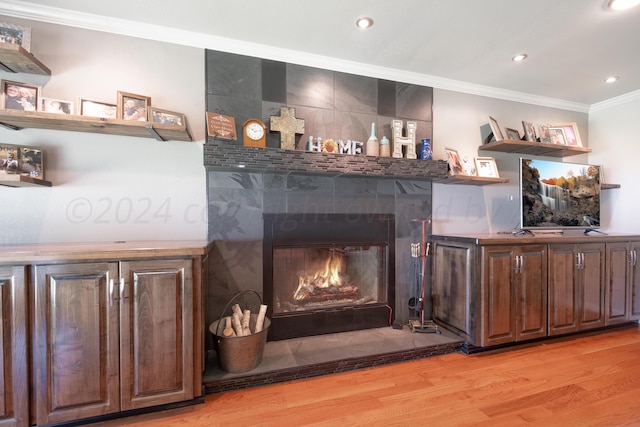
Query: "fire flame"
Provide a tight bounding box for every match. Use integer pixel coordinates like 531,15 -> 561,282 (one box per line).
293,251 -> 344,300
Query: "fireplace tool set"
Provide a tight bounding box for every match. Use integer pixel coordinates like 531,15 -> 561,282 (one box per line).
409,219 -> 440,334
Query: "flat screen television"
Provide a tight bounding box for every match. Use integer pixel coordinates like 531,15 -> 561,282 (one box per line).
520,158 -> 601,230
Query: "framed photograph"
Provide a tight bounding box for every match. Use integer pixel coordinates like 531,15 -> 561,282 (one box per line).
0,144 -> 19,174
149,107 -> 185,128
79,98 -> 117,119
117,91 -> 151,121
18,145 -> 44,179
445,147 -> 463,175
537,125 -> 552,144
488,116 -> 504,141
550,122 -> 582,147
505,127 -> 520,140
0,22 -> 31,51
1,79 -> 40,111
522,121 -> 537,142
475,157 -> 500,178
40,97 -> 74,115
548,127 -> 567,145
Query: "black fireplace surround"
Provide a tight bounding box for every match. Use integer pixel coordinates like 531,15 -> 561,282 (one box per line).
264,213 -> 395,340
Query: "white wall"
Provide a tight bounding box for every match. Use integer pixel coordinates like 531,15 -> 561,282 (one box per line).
431,89 -> 589,235
0,19 -> 206,244
589,96 -> 640,233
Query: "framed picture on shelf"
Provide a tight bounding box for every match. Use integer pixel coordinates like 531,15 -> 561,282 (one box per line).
548,127 -> 567,145
149,107 -> 185,127
117,91 -> 151,121
0,22 -> 31,51
488,116 -> 505,141
79,98 -> 117,119
505,127 -> 521,140
537,125 -> 552,143
475,157 -> 500,178
445,147 -> 464,175
522,121 -> 537,142
1,79 -> 40,111
40,97 -> 74,115
550,122 -> 582,146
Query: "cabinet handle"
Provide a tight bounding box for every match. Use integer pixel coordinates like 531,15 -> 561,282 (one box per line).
580,252 -> 585,269
119,278 -> 125,301
109,279 -> 114,307
576,253 -> 581,270
519,255 -> 523,273
633,250 -> 638,267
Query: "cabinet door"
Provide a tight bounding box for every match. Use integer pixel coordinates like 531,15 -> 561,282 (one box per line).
606,242 -> 630,325
33,262 -> 120,425
517,245 -> 547,341
629,241 -> 640,321
432,241 -> 477,344
0,266 -> 28,427
119,259 -> 194,411
579,243 -> 606,330
481,246 -> 516,346
548,244 -> 579,335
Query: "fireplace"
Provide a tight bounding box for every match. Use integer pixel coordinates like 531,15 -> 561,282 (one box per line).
263,213 -> 395,340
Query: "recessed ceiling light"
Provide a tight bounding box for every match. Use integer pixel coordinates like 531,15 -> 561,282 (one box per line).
512,53 -> 528,62
607,0 -> 640,10
356,17 -> 373,29
605,75 -> 620,83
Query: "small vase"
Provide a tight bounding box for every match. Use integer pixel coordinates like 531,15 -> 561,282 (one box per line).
366,123 -> 379,156
379,136 -> 390,157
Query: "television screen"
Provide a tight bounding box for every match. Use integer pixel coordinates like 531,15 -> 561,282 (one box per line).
520,158 -> 601,230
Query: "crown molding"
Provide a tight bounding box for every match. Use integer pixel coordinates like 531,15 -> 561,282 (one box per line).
590,89 -> 640,112
0,0 -> 591,113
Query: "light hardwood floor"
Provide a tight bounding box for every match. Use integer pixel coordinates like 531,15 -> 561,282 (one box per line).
95,324 -> 640,426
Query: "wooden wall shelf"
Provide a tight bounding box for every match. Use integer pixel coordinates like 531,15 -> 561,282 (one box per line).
0,110 -> 192,142
602,183 -> 621,190
437,175 -> 508,186
0,44 -> 51,75
0,174 -> 52,188
479,139 -> 591,157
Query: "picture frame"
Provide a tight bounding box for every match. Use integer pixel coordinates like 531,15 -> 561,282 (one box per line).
475,156 -> 500,178
548,127 -> 567,145
0,22 -> 31,51
79,98 -> 117,119
0,144 -> 19,175
18,145 -> 44,179
149,107 -> 185,128
537,125 -> 552,144
488,116 -> 505,141
117,91 -> 151,121
549,122 -> 582,147
505,127 -> 521,140
1,79 -> 40,111
445,147 -> 463,175
522,121 -> 537,142
40,97 -> 74,115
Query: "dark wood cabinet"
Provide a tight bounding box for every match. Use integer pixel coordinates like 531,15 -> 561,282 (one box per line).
481,245 -> 547,347
548,243 -> 605,335
32,258 -> 196,425
0,266 -> 29,427
432,234 -> 636,349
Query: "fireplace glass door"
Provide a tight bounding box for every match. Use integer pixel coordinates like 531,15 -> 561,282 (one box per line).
272,244 -> 387,315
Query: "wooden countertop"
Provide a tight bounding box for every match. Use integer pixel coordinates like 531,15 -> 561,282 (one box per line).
0,240 -> 211,264
431,232 -> 640,246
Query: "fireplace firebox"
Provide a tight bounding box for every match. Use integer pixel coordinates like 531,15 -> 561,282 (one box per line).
264,214 -> 395,340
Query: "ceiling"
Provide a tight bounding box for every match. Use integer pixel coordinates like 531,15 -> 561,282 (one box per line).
1,0 -> 639,110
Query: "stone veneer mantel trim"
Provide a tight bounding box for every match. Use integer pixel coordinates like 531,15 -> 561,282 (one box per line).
204,142 -> 449,180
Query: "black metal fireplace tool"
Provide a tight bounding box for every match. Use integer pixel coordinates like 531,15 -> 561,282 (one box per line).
409,219 -> 440,334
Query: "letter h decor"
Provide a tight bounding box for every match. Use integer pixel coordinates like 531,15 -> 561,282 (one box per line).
391,119 -> 417,159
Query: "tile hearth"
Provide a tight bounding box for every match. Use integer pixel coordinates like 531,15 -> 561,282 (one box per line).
203,325 -> 463,394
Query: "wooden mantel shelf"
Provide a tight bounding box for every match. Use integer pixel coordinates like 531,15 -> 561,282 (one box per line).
0,109 -> 192,142
0,43 -> 51,75
480,139 -> 591,157
436,175 -> 508,185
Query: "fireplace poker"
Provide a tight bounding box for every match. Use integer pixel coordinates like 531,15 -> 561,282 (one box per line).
409,219 -> 440,334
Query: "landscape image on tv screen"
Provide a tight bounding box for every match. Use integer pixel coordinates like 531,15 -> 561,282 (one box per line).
520,158 -> 601,229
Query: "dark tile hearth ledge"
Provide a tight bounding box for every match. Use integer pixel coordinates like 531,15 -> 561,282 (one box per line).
203,142 -> 449,180
203,326 -> 463,394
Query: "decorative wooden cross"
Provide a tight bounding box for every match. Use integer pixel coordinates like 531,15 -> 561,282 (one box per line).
270,106 -> 305,150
